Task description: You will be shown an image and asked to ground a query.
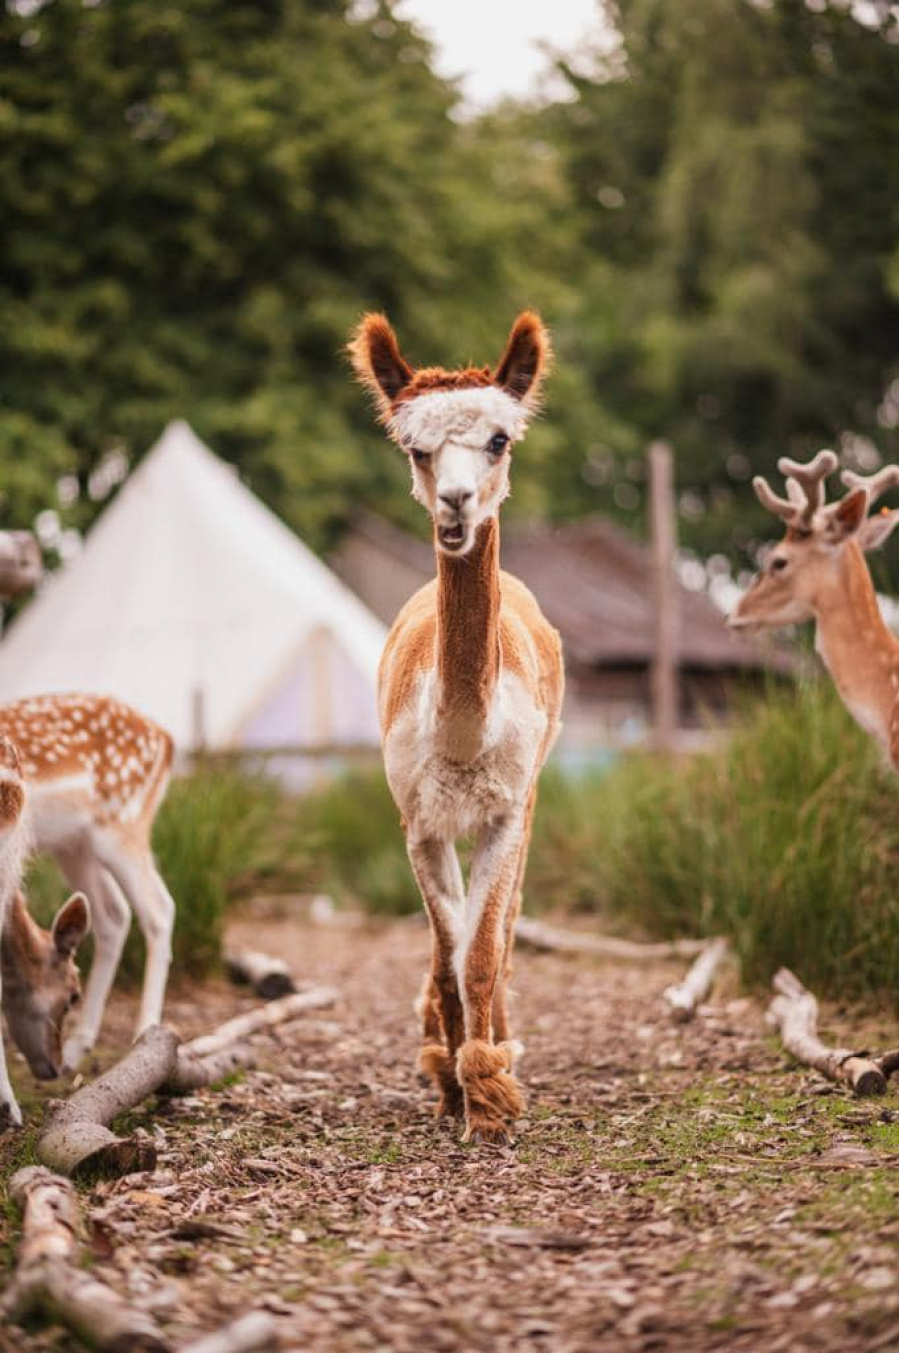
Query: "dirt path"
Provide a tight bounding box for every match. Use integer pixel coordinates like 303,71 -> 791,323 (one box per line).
3,908 -> 899,1352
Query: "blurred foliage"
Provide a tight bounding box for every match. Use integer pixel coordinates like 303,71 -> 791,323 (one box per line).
1,0 -> 898,570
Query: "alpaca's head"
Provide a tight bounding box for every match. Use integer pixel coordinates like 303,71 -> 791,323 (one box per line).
349,312 -> 550,556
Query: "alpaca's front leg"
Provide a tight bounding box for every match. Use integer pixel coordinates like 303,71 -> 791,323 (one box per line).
407,836 -> 466,1116
456,814 -> 527,1145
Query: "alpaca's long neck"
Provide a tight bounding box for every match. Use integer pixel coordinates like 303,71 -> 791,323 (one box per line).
436,517 -> 501,759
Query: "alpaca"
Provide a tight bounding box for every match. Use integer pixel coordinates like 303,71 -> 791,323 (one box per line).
349,312 -> 565,1144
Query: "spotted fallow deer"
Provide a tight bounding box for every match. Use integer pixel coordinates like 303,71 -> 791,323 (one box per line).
349,312 -> 565,1145
729,450 -> 899,764
0,694 -> 176,1071
0,734 -> 91,1124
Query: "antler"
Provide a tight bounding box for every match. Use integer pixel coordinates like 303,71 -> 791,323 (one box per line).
840,465 -> 899,509
753,449 -> 838,527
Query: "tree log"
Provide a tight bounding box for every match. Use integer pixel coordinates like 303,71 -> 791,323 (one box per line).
663,937 -> 729,1022
515,915 -> 708,962
4,1166 -> 168,1351
224,947 -> 296,1000
181,1311 -> 280,1353
766,968 -> 887,1096
38,1025 -> 179,1177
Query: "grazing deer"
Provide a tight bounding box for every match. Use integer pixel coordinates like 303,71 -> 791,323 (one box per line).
0,734 -> 90,1124
729,450 -> 899,763
0,694 -> 176,1071
349,312 -> 565,1144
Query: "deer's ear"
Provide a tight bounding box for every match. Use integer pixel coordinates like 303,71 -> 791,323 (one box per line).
494,311 -> 551,405
348,314 -> 414,419
51,893 -> 91,957
858,508 -> 899,554
827,487 -> 868,542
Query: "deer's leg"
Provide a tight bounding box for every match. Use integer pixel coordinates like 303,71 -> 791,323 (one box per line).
58,850 -> 130,1071
491,784 -> 537,1045
0,963 -> 23,1128
95,835 -> 175,1037
407,835 -> 465,1117
455,813 -> 527,1145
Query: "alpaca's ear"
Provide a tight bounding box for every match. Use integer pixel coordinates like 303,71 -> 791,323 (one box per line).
348,314 -> 414,418
494,311 -> 551,405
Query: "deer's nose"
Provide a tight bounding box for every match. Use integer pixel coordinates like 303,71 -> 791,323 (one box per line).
438,490 -> 474,511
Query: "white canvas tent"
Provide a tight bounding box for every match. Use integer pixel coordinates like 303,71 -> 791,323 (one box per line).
0,422 -> 387,757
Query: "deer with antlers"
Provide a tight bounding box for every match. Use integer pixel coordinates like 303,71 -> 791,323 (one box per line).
729,449 -> 899,763
0,694 -> 176,1073
350,312 -> 565,1145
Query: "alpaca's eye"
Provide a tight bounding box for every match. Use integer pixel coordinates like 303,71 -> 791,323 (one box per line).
411,448 -> 429,465
488,433 -> 509,456
68,992 -> 80,1009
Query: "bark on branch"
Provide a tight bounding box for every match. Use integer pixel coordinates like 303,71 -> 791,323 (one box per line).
38,1025 -> 179,1177
767,968 -> 887,1096
4,1166 -> 169,1351
515,915 -> 707,962
663,937 -> 729,1022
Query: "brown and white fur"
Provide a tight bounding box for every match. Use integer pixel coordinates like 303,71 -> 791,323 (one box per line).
0,734 -> 90,1125
729,451 -> 899,766
0,694 -> 175,1071
349,312 -> 565,1144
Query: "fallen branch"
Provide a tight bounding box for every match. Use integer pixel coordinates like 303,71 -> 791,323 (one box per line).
767,968 -> 887,1097
224,947 -> 296,1000
38,1025 -> 178,1177
663,937 -> 729,1023
515,915 -> 707,962
183,985 -> 339,1059
4,1166 -> 168,1351
181,1311 -> 280,1353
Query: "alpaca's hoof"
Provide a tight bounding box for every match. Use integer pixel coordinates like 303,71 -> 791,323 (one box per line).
465,1122 -> 512,1147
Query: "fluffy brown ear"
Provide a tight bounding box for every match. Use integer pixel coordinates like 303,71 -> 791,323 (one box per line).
826,487 -> 868,542
348,314 -> 414,420
494,311 -> 550,405
858,508 -> 899,553
51,892 -> 91,957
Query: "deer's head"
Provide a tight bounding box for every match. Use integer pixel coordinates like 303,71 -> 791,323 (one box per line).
729,452 -> 899,631
349,313 -> 550,557
1,891 -> 91,1080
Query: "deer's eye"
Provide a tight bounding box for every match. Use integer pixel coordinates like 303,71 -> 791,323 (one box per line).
771,557 -> 789,572
410,448 -> 430,465
68,992 -> 80,1009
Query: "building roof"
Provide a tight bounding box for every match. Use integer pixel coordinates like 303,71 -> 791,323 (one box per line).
0,422 -> 388,749
332,511 -> 793,674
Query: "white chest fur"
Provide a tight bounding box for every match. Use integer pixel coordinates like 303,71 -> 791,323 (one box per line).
384,669 -> 547,840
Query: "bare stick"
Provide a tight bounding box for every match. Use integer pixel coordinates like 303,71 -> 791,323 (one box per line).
167,1043 -> 260,1094
875,1049 -> 899,1079
224,947 -> 296,1000
766,968 -> 886,1096
663,937 -> 729,1022
184,986 -> 339,1059
4,1166 -> 168,1351
38,1025 -> 178,1177
515,916 -> 707,962
181,1311 -> 280,1353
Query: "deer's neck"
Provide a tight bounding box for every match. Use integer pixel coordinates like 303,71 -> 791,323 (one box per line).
435,516 -> 501,759
813,542 -> 899,751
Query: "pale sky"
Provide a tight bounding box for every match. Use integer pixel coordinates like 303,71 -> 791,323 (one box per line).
394,0 -> 605,111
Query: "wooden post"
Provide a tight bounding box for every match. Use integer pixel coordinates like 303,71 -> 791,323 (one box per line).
648,441 -> 678,752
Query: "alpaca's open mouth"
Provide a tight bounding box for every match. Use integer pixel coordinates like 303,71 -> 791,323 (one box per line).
438,522 -> 467,552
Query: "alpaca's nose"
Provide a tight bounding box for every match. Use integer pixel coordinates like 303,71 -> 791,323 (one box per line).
438,489 -> 473,511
